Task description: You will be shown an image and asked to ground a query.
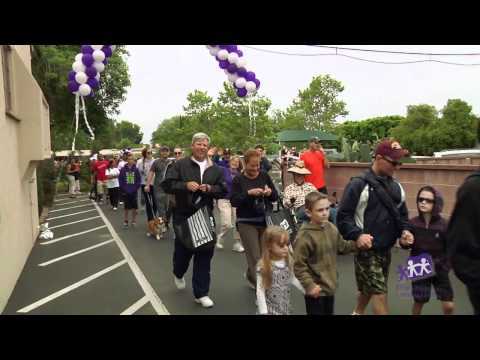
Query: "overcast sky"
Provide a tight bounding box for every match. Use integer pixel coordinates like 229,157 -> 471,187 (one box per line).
116,45 -> 480,143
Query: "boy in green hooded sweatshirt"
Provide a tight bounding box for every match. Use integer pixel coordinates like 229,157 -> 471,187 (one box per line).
294,191 -> 363,315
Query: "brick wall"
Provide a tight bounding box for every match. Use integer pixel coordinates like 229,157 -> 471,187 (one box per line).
282,162 -> 478,218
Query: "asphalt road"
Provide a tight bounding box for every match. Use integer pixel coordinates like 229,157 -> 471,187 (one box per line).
3,192 -> 474,315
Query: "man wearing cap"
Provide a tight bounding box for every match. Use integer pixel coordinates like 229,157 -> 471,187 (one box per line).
300,137 -> 330,194
337,139 -> 414,315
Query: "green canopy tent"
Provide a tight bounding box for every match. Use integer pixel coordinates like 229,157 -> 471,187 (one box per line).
276,130 -> 337,150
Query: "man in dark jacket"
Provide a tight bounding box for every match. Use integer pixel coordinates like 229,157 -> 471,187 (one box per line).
447,170 -> 480,315
161,132 -> 227,308
337,139 -> 414,315
255,144 -> 272,173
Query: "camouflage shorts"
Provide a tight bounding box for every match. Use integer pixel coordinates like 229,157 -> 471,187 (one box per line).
354,250 -> 392,295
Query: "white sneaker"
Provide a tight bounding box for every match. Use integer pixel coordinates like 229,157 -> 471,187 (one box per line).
113,207 -> 117,211
195,296 -> 214,308
216,243 -> 224,250
146,232 -> 152,237
232,242 -> 245,253
174,276 -> 186,290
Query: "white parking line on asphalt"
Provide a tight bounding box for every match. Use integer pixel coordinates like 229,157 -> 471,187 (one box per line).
93,202 -> 170,315
52,199 -> 91,207
54,196 -> 89,203
40,225 -> 107,245
38,239 -> 115,267
55,193 -> 76,198
49,203 -> 94,213
120,296 -> 149,315
17,260 -> 127,313
47,209 -> 97,221
49,216 -> 101,229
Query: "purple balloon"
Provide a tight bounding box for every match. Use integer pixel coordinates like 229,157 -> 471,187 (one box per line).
68,80 -> 80,93
81,45 -> 94,54
82,54 -> 94,67
236,67 -> 247,77
68,71 -> 76,81
219,60 -> 229,69
227,63 -> 237,74
85,66 -> 97,79
225,45 -> 237,52
102,46 -> 113,58
237,49 -> 243,57
245,71 -> 256,82
253,78 -> 261,89
87,78 -> 99,89
102,58 -> 109,65
219,45 -> 228,49
237,88 -> 247,97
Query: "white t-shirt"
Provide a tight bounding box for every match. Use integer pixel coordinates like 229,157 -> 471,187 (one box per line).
117,160 -> 127,171
192,158 -> 208,182
137,158 -> 155,185
105,168 -> 120,188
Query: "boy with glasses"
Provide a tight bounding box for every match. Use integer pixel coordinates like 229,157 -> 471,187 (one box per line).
401,186 -> 454,315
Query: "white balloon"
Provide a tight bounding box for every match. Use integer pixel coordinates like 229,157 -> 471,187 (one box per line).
78,83 -> 92,97
217,49 -> 228,60
91,45 -> 103,50
72,61 -> 86,73
227,73 -> 239,83
93,61 -> 105,73
236,57 -> 247,68
209,46 -> 220,56
75,53 -> 83,62
92,50 -> 106,62
110,45 -> 116,52
95,73 -> 100,81
75,71 -> 88,84
245,81 -> 257,92
235,77 -> 247,88
227,52 -> 239,64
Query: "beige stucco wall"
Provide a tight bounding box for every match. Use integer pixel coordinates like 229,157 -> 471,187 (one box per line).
0,45 -> 50,313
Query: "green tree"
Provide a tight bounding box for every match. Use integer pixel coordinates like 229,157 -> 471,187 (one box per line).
115,120 -> 144,146
31,45 -> 131,151
286,74 -> 348,131
390,100 -> 479,155
335,116 -> 404,143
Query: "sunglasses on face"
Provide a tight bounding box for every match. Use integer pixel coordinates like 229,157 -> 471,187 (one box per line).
382,156 -> 402,167
418,197 -> 435,204
174,152 -> 182,155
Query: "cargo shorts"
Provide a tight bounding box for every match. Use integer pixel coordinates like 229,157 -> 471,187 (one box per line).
354,249 -> 392,295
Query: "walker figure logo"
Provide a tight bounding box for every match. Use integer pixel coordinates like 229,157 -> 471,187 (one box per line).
397,253 -> 436,282
396,253 -> 436,299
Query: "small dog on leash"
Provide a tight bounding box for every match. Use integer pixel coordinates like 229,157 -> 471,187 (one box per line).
148,217 -> 167,240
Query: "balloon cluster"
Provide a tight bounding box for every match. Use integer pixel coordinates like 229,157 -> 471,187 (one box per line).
206,45 -> 261,98
67,45 -> 117,97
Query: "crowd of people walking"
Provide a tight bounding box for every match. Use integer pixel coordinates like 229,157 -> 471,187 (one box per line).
62,133 -> 479,315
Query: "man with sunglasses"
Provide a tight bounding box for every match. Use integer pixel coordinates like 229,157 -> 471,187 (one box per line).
337,139 -> 413,315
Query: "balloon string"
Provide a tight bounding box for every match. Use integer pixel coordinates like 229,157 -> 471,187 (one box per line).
80,95 -> 95,140
71,93 -> 80,151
